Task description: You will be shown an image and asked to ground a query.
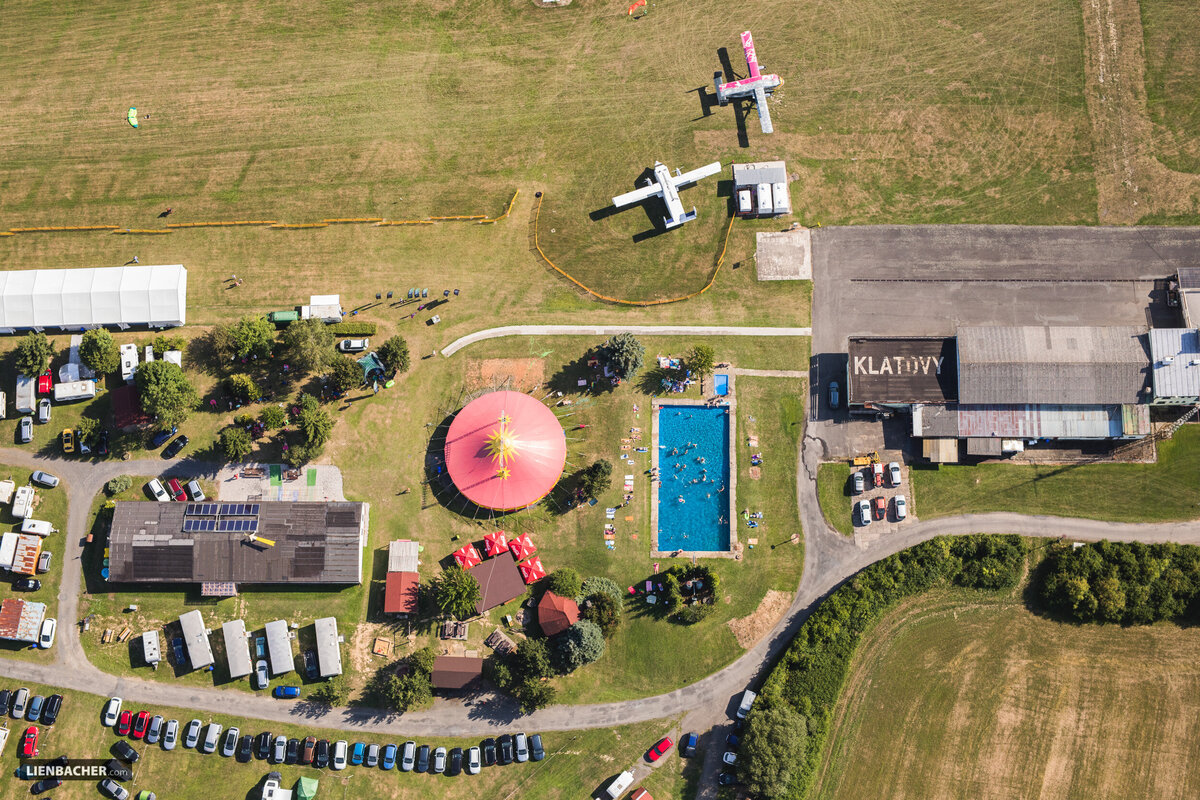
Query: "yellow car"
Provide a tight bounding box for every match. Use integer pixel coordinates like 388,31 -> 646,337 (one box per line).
61,429 -> 74,454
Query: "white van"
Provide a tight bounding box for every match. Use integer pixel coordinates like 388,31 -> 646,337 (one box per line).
20,519 -> 56,537
605,770 -> 635,800
201,723 -> 222,754
736,689 -> 757,719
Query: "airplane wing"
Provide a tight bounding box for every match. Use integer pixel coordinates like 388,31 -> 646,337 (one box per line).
754,87 -> 774,134
612,182 -> 663,208
670,161 -> 722,188
741,31 -> 761,78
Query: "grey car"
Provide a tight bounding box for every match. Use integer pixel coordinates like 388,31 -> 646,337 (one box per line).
401,740 -> 416,771
37,399 -> 50,424
145,714 -> 164,744
183,719 -> 202,749
272,735 -> 286,764
18,417 -> 32,443
162,719 -> 179,750
365,743 -> 380,768
30,470 -> 59,488
11,688 -> 28,718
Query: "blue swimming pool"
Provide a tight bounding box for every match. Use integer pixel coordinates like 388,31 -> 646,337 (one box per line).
657,405 -> 730,551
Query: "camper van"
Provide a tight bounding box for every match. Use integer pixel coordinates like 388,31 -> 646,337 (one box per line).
11,485 -> 35,520
53,381 -> 96,403
20,519 -> 56,537
14,375 -> 34,415
120,344 -> 139,383
605,771 -> 635,799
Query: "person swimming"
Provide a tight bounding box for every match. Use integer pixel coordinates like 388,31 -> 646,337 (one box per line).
677,496 -> 685,503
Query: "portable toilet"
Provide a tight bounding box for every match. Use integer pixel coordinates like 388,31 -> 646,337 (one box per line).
772,182 -> 790,214
756,183 -> 771,215
737,188 -> 754,216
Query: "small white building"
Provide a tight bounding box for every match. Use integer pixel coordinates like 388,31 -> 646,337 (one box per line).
221,620 -> 252,679
732,161 -> 791,217
301,295 -> 342,323
264,619 -> 293,676
314,617 -> 343,678
179,609 -> 214,671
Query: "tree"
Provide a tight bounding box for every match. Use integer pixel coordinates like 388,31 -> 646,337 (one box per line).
327,356 -> 361,392
599,333 -> 644,378
432,566 -> 481,619
580,592 -> 621,638
224,373 -> 258,402
384,671 -> 433,711
685,344 -> 716,380
284,438 -> 325,467
555,620 -> 606,671
77,417 -> 98,440
135,360 -> 199,427
80,329 -> 120,374
739,702 -> 806,798
581,576 -> 622,602
580,460 -> 612,499
512,638 -> 553,682
514,679 -> 557,713
546,568 -> 582,600
377,335 -> 411,375
14,332 -> 53,377
298,405 -> 333,448
217,316 -> 275,360
259,405 -> 287,430
310,674 -> 349,706
151,334 -> 186,355
409,645 -> 437,677
220,427 -> 253,461
105,475 -> 133,496
280,318 -> 334,374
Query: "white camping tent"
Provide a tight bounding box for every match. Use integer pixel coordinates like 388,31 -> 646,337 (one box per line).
0,265 -> 187,332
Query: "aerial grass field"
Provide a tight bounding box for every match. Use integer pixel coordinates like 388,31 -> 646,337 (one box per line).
812,588 -> 1200,800
1141,0 -> 1200,175
0,679 -> 685,800
815,463 -> 854,536
909,426 -> 1200,523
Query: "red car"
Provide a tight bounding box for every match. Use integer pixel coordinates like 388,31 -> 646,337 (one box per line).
166,478 -> 186,502
872,496 -> 887,520
20,726 -> 39,757
131,710 -> 151,739
646,736 -> 673,762
36,370 -> 52,395
116,710 -> 133,736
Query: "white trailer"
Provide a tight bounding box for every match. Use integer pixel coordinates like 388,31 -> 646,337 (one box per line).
11,486 -> 35,520
53,381 -> 96,403
120,344 -> 138,383
14,375 -> 34,415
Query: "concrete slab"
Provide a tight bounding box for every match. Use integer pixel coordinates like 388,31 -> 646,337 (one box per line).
216,464 -> 346,502
755,230 -> 811,280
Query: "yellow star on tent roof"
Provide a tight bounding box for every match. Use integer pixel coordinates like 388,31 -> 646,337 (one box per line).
485,413 -> 521,478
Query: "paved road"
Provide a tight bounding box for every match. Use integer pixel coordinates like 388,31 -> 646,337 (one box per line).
441,325 -> 812,357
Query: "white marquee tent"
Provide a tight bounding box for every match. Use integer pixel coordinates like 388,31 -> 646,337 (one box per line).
0,265 -> 187,332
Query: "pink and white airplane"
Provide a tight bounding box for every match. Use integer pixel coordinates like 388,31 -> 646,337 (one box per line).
714,31 -> 783,134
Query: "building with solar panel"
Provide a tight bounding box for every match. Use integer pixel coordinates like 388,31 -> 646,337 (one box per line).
106,501 -> 368,592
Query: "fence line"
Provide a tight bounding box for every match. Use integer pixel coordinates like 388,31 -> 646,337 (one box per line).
9,225 -> 119,233
113,229 -> 173,235
530,192 -> 735,306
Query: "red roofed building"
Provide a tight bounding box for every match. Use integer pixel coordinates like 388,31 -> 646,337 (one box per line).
537,590 -> 580,637
384,572 -> 419,615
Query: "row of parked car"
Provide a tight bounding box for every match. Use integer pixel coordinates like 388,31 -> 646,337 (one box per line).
100,696 -> 546,776
3,687 -> 64,726
852,461 -> 908,525
145,474 -> 204,503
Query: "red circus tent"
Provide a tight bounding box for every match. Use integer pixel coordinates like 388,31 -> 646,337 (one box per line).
484,530 -> 509,557
509,533 -> 537,561
444,390 -> 567,511
519,556 -> 546,585
453,543 -> 482,569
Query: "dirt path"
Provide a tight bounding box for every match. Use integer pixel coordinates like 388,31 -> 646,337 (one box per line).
1080,0 -> 1200,222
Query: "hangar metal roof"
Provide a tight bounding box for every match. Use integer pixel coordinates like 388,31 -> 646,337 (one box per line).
848,337 -> 958,403
1149,329 -> 1200,400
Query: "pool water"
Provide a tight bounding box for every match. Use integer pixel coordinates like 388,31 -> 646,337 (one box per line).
657,405 -> 730,551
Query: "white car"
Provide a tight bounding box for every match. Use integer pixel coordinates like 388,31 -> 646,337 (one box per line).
466,745 -> 481,774
146,479 -> 170,502
723,750 -> 737,765
184,719 -> 203,749
163,719 -> 179,750
103,696 -> 122,727
31,470 -> 59,488
887,461 -> 902,487
255,659 -> 269,690
186,480 -> 206,502
853,470 -> 865,494
337,338 -> 369,353
894,495 -> 908,521
332,740 -> 348,770
38,618 -> 56,649
433,746 -> 447,773
857,499 -> 871,526
272,735 -> 286,764
201,722 -> 222,754
221,726 -> 240,757
514,732 -> 529,762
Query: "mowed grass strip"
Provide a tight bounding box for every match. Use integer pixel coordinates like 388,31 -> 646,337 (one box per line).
814,591 -> 1200,800
1141,0 -> 1200,174
816,463 -> 855,536
910,425 -> 1200,523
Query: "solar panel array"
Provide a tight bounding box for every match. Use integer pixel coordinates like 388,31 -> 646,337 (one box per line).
182,518 -> 259,533
185,503 -> 260,517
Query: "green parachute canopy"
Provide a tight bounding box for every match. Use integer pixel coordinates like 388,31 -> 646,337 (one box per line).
127,107 -> 138,128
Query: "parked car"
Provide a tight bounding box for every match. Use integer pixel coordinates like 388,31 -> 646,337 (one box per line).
894,494 -> 908,521
857,499 -> 872,526
146,479 -> 170,502
13,577 -> 41,591
645,736 -> 673,762
103,697 -> 122,727
401,740 -> 416,771
514,732 -> 529,763
300,736 -> 316,765
18,416 -> 32,443
162,719 -> 179,750
38,618 -> 56,649
237,734 -> 253,763
31,777 -> 62,794
220,726 -> 240,757
36,551 -> 51,574
337,338 -> 370,353
76,429 -> 91,455
41,694 -> 62,726
726,733 -> 740,748
722,750 -> 737,765
36,399 -> 50,424
255,731 -> 272,760
383,743 -> 398,770
61,429 -> 74,453
350,741 -> 365,766
20,726 -> 39,757
498,734 -> 514,765
186,480 -> 205,501
254,659 -> 269,690
332,740 -> 348,770
272,735 -> 286,764
113,740 -> 139,763
365,743 -> 379,768
131,710 -> 150,739
116,710 -> 132,736
31,470 -> 58,488
467,745 -> 481,774
530,733 -> 544,762
36,371 -> 52,395
145,714 -> 163,744
303,649 -> 318,680
162,435 -> 189,459
149,427 -> 177,448
717,771 -> 740,786
0,689 -> 9,715
432,746 -> 447,774
98,428 -> 110,456
272,686 -> 300,699
873,496 -> 886,520
481,738 -> 497,767
887,461 -> 902,487
98,778 -> 130,800
201,723 -> 222,754
448,746 -> 462,776
286,738 -> 300,764
314,739 -> 330,769
105,757 -> 133,779
26,695 -> 44,722
183,719 -> 202,749
415,744 -> 430,772
680,732 -> 699,757
166,478 -> 186,501
828,380 -> 840,409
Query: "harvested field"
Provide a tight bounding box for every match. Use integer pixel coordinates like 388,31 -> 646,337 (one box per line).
727,589 -> 791,649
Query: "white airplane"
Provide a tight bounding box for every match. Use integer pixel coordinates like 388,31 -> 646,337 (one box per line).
611,161 -> 723,229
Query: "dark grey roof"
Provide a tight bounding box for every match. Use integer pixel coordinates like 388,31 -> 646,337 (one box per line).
957,326 -> 1148,405
108,501 -> 366,585
1178,267 -> 1200,290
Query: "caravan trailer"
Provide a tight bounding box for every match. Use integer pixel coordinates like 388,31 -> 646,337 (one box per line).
120,344 -> 138,383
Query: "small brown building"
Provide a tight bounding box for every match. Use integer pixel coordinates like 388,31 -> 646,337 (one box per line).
431,655 -> 484,691
537,590 -> 580,637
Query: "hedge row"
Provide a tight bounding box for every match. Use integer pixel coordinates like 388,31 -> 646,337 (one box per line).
750,534 -> 1027,799
327,322 -> 377,335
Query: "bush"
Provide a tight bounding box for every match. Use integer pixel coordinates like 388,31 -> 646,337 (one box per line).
685,344 -> 716,380
15,332 -> 53,378
674,602 -> 716,625
512,638 -> 553,682
80,329 -> 120,374
555,620 -> 606,671
259,405 -> 287,430
220,427 -> 253,461
581,576 -> 622,602
327,356 -> 362,392
310,674 -> 349,706
225,373 -> 259,402
580,592 -> 622,638
739,703 -> 807,798
432,566 -> 481,619
234,413 -> 255,427
152,334 -> 186,355
327,322 -> 377,335
546,567 -> 582,599
377,335 -> 411,375
105,475 -> 133,496
598,333 -> 644,378
661,573 -> 682,613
